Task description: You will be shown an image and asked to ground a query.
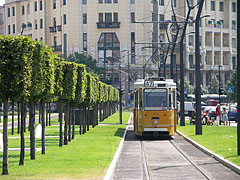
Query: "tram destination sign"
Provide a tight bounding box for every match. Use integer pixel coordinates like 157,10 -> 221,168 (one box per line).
144,80 -> 154,87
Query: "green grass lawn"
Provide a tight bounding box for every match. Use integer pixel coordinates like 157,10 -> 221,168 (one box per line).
177,122 -> 240,166
0,112 -> 130,179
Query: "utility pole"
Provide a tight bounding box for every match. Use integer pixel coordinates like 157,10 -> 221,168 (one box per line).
237,0 -> 240,155
195,0 -> 204,135
119,63 -> 122,124
152,0 -> 159,76
127,50 -> 130,108
179,1 -> 192,126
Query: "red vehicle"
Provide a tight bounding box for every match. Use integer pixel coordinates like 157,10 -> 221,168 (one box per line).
206,99 -> 219,106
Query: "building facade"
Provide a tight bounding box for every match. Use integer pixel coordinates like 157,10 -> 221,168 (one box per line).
4,0 -> 237,93
0,6 -> 5,35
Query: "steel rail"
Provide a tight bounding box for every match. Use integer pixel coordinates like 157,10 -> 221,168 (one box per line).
169,139 -> 212,180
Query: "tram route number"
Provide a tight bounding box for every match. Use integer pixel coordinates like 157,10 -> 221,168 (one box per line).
144,80 -> 154,87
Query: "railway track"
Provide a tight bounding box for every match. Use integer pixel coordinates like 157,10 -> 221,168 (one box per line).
140,137 -> 212,180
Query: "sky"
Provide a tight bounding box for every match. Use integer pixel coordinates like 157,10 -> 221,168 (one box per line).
0,0 -> 4,6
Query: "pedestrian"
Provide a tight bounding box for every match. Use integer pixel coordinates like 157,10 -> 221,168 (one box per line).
216,104 -> 221,126
222,107 -> 228,126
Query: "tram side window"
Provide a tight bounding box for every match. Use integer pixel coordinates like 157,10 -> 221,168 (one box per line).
139,89 -> 143,109
169,92 -> 171,109
134,91 -> 139,109
172,90 -> 176,109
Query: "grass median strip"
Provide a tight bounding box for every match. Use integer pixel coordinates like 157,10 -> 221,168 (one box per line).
177,123 -> 240,166
0,112 -> 130,179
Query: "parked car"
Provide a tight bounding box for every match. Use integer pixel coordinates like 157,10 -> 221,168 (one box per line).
228,106 -> 238,122
178,102 -> 195,124
203,106 -> 216,120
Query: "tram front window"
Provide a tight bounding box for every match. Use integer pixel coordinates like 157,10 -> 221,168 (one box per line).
144,89 -> 167,109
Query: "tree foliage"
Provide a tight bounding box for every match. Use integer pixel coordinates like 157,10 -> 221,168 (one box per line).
207,75 -> 219,94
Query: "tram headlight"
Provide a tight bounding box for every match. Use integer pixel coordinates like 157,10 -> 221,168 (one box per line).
154,120 -> 158,125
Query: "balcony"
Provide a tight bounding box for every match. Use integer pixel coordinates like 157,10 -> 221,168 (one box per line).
52,45 -> 62,52
57,25 -> 62,31
97,22 -> 120,28
49,27 -> 56,33
159,23 -> 168,30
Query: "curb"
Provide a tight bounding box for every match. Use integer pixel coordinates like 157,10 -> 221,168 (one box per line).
104,113 -> 133,180
176,130 -> 240,175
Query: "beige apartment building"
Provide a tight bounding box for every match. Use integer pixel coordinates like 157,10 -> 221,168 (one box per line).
4,0 -> 237,92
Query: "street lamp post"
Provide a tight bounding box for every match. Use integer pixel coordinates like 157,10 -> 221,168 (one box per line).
218,65 -> 222,104
119,63 -> 122,124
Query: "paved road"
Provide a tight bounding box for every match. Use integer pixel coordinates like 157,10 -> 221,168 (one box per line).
111,121 -> 240,179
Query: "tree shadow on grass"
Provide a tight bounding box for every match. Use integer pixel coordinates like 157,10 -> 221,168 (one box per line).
114,128 -> 126,138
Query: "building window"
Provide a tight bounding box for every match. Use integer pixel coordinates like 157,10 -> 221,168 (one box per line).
130,0 -> 135,4
189,55 -> 193,68
189,73 -> 193,85
64,34 -> 67,57
63,14 -> 67,24
232,2 -> 236,12
219,2 -> 224,12
113,0 -> 118,3
173,0 -> 176,7
8,8 -> 10,17
12,7 -> 15,16
232,56 -> 236,69
35,20 -> 38,29
40,0 -> 43,10
27,4 -> 30,14
22,6 -> 25,15
53,0 -> 56,9
53,18 -> 56,28
99,13 -> 103,22
105,0 -> 112,3
83,33 -> 87,52
54,36 -> 57,47
8,25 -> 11,34
40,19 -> 43,29
131,12 -> 135,23
99,0 -> 103,4
210,1 -> 215,11
105,13 -> 112,23
160,34 -> 165,42
131,32 -> 135,64
232,38 -> 236,48
83,13 -> 87,24
232,20 -> 236,30
63,0 -> 66,6
113,13 -> 118,22
159,0 -> 164,6
35,2 -> 37,11
13,24 -> 15,34
189,35 -> 193,46
82,0 -> 87,4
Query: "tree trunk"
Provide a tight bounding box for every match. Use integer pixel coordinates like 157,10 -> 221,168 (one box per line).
64,102 -> 68,145
19,100 -> 25,166
17,102 -> 20,134
2,97 -> 9,174
23,104 -> 26,132
29,100 -> 35,160
72,107 -> 75,139
11,101 -> 14,135
49,102 -> 51,126
46,103 -> 48,126
79,108 -> 82,135
59,99 -> 63,147
99,104 -> 102,122
87,107 -> 89,131
39,102 -> 41,124
41,101 -> 45,154
68,104 -> 72,142
83,108 -> 86,134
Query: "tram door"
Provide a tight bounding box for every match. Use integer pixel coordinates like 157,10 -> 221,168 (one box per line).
133,91 -> 139,134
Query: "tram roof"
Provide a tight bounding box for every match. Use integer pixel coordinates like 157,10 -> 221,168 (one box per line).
134,78 -> 176,89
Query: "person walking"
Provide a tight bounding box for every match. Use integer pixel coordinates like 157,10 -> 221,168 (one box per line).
222,107 -> 228,126
216,104 -> 221,126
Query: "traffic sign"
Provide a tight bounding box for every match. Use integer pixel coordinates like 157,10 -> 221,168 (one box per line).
226,87 -> 234,93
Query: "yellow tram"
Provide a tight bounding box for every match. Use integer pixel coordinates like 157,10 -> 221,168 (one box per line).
133,77 -> 177,137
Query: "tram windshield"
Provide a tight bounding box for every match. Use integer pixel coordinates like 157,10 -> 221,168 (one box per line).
144,88 -> 167,109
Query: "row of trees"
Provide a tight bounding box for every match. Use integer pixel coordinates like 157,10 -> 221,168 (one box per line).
0,36 -> 119,175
